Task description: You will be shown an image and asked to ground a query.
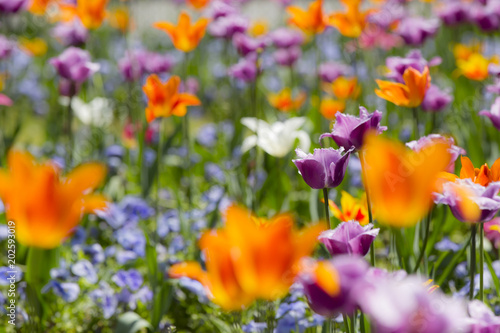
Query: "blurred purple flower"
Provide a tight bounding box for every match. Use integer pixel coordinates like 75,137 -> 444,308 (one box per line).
470,2 -> 500,31
71,259 -> 98,284
84,244 -> 105,264
112,269 -> 143,291
293,147 -> 352,190
42,281 -> 80,303
157,210 -> 180,237
486,78 -> 500,94
0,34 -> 13,59
318,61 -> 352,83
422,85 -> 453,112
406,134 -> 465,173
269,28 -> 304,48
319,221 -> 379,257
385,50 -> 441,83
0,0 -> 28,13
437,1 -> 469,26
119,50 -> 174,82
209,0 -> 238,19
273,46 -> 301,67
275,300 -> 323,332
396,17 -> 440,46
320,107 -> 387,151
52,19 -> 89,47
115,227 -> 146,257
435,237 -> 461,252
480,97 -> 500,131
233,32 -> 267,56
228,53 -> 258,82
467,300 -> 500,332
209,14 -> 248,39
196,123 -> 218,148
178,277 -> 209,303
90,282 -> 118,319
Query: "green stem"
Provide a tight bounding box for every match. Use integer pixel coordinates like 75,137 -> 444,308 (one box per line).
342,313 -> 350,333
360,312 -> 366,333
470,224 -> 477,300
360,150 -> 375,266
323,188 -> 331,228
66,94 -> 73,169
479,222 -> 484,302
412,107 -> 419,139
413,212 -> 431,273
155,119 -> 165,245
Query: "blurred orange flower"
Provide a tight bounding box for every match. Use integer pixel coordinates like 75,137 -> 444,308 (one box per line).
29,0 -> 52,15
325,76 -> 361,100
143,75 -> 201,123
328,0 -> 373,38
0,151 -> 107,248
19,37 -> 48,57
108,6 -> 131,33
328,191 -> 370,226
439,156 -> 500,187
287,0 -> 327,36
59,0 -> 109,29
361,133 -> 451,227
320,98 -> 345,120
375,66 -> 430,108
267,88 -> 306,112
169,205 -> 326,310
154,12 -> 209,52
453,43 -> 483,62
187,0 -> 211,10
456,53 -> 497,81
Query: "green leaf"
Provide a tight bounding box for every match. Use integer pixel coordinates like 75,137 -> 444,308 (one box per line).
485,252 -> 500,296
114,312 -> 153,333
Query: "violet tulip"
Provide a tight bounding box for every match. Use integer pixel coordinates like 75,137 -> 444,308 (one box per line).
273,46 -> 301,67
293,147 -> 352,190
0,0 -> 28,14
485,218 -> 500,249
52,19 -> 89,47
269,28 -> 304,49
479,97 -> 500,131
319,106 -> 387,151
396,17 -> 440,46
385,50 -> 441,83
467,300 -> 500,332
232,33 -> 267,56
319,221 -> 379,257
422,85 -> 453,112
0,35 -> 13,59
209,14 -> 248,39
318,61 -> 352,83
228,53 -> 258,82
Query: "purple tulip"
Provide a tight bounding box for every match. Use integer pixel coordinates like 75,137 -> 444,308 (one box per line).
118,51 -> 146,82
422,85 -> 453,112
269,28 -> 304,48
228,53 -> 258,82
319,107 -> 387,151
470,2 -> 500,31
273,46 -> 301,67
50,47 -> 99,84
232,33 -> 267,56
299,256 -> 369,317
319,221 -> 379,257
0,0 -> 28,14
209,14 -> 248,39
52,19 -> 89,47
0,34 -> 13,59
406,134 -> 465,173
467,300 -> 500,332
385,50 -> 441,83
437,1 -> 469,26
480,96 -> 500,131
143,52 -> 174,74
434,179 -> 500,223
293,147 -> 352,189
318,61 -> 352,83
209,0 -> 238,20
396,17 -> 440,46
486,79 -> 500,94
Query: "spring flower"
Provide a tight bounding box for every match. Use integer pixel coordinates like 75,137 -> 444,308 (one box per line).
267,88 -> 306,112
142,75 -> 201,123
0,35 -> 13,59
328,191 -> 370,226
248,20 -> 269,37
269,28 -> 304,49
361,133 -> 452,227
406,134 -> 465,173
154,12 -> 210,52
108,6 -> 131,33
52,19 -> 89,47
437,1 -> 468,26
385,50 -> 441,84
0,151 -> 107,248
187,0 -> 210,10
319,106 -> 387,151
456,53 -> 497,81
59,0 -> 109,29
320,98 -> 345,121
19,37 -> 48,57
70,96 -> 113,127
232,33 -> 267,56
375,66 -> 431,108
323,76 -> 360,100
318,61 -> 352,83
228,53 -> 258,82
293,147 -> 352,190
467,300 -> 500,332
485,218 -> 500,249
395,17 -> 440,46
434,179 -> 500,223
0,0 -> 28,13
273,46 -> 301,67
319,221 -> 379,256
299,256 -> 369,317
28,0 -> 51,15
209,14 -> 248,39
241,117 -> 311,158
440,156 -> 500,187
287,0 -> 327,36
421,85 -> 453,112
480,97 -> 500,131
169,205 -> 326,310
328,0 -> 372,38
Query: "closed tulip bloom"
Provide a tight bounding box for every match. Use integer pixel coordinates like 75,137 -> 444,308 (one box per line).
396,17 -> 440,46
273,46 -> 302,67
287,0 -> 327,36
361,133 -> 452,227
329,191 -> 370,226
169,205 -> 326,310
232,32 -> 266,56
320,98 -> 345,121
154,12 -> 210,52
299,256 -> 369,317
267,88 -> 306,112
328,0 -> 372,38
437,1 -> 468,26
59,0 -> 109,30
0,0 -> 28,13
318,61 -> 352,83
319,106 -> 387,151
456,53 -> 495,81
375,66 -> 431,108
269,28 -> 304,48
50,47 -> 100,83
293,147 -> 352,190
108,6 -> 131,33
467,300 -> 500,333
421,85 -> 453,112
142,75 -> 201,123
319,221 -> 379,256
52,19 -> 89,47
480,97 -> 500,131
228,53 -> 258,82
0,151 -> 107,248
325,76 -> 360,100
208,14 -> 248,39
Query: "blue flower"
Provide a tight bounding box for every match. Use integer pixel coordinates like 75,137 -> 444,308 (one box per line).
0,224 -> 8,240
112,269 -> 143,291
42,280 -> 80,302
71,226 -> 87,247
90,282 -> 118,319
116,250 -> 138,264
115,227 -> 146,257
84,244 -> 105,264
178,277 -> 208,303
71,260 -> 98,284
50,260 -> 71,280
0,266 -> 22,285
205,163 -> 225,182
157,210 -> 180,238
196,123 -> 218,148
242,321 -> 267,333
435,237 -> 461,252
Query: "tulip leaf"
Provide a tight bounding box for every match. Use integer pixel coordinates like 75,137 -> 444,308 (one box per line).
485,251 -> 500,296
114,312 -> 153,333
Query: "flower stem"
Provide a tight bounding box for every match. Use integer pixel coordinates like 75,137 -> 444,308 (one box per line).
323,188 -> 331,228
479,222 -> 484,302
413,211 -> 431,273
155,118 -> 165,245
342,313 -> 350,333
470,223 -> 477,300
66,94 -> 73,169
360,150 -> 375,266
412,107 -> 419,139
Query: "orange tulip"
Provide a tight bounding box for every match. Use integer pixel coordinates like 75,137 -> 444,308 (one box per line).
287,0 -> 327,36
0,151 -> 107,249
453,43 -> 483,62
456,53 -> 497,81
328,0 -> 373,38
439,156 -> 500,187
19,37 -> 48,57
108,6 -> 131,33
320,98 -> 345,120
59,0 -> 109,29
375,66 -> 430,108
187,0 -> 211,10
143,75 -> 201,123
361,133 -> 451,227
169,205 -> 326,310
325,76 -> 361,100
267,88 -> 306,112
154,12 -> 209,53
29,0 -> 52,15
328,191 -> 370,226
